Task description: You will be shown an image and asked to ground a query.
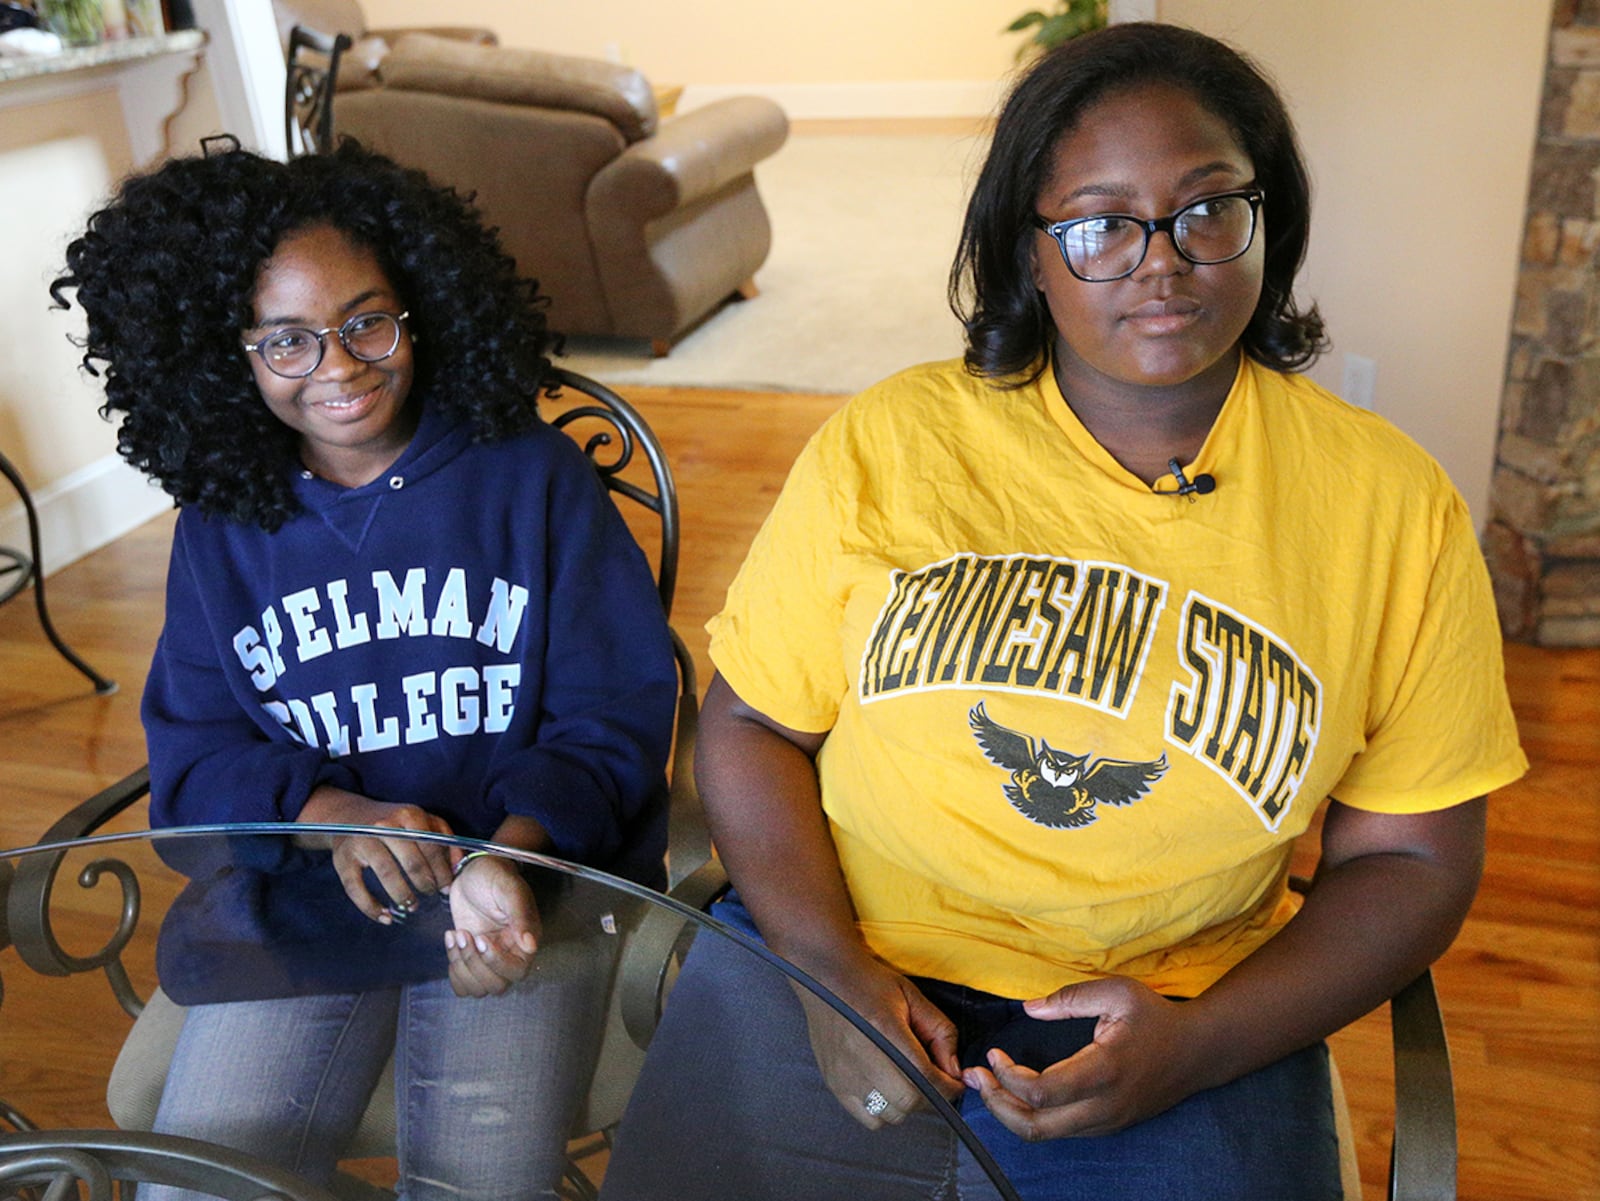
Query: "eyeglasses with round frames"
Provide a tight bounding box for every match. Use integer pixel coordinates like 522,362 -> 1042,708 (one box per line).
242,310 -> 411,379
1032,189 -> 1265,283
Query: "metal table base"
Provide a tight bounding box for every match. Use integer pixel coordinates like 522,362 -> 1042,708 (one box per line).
0,449 -> 115,695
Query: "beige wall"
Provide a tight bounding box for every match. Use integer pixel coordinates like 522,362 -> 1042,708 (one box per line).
1159,2 -> 1549,523
363,0 -> 1026,85
0,52 -> 222,568
0,93 -> 129,486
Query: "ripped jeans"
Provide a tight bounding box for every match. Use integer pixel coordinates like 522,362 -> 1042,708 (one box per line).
144,946 -> 608,1201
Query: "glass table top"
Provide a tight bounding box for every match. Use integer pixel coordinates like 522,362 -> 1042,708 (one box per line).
0,824 -> 1019,1201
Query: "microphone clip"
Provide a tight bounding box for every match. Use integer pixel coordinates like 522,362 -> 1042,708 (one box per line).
1166,458 -> 1217,500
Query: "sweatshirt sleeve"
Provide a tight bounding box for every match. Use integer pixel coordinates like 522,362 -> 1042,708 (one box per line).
481,446 -> 676,868
142,521 -> 361,833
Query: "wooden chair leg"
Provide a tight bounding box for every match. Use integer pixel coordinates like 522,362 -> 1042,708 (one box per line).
735,278 -> 760,301
650,338 -> 672,358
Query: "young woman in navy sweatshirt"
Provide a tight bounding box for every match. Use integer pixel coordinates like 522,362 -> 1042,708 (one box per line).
53,140 -> 676,1199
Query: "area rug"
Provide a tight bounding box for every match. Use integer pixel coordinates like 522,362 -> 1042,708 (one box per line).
557,127 -> 990,395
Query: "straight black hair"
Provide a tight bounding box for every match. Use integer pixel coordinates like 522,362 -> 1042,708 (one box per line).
950,22 -> 1327,382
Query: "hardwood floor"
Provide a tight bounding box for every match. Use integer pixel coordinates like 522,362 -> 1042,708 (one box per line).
1,382 -> 1596,1200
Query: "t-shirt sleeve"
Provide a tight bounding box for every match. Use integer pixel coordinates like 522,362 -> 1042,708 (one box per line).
707,424 -> 849,733
1331,486 -> 1527,813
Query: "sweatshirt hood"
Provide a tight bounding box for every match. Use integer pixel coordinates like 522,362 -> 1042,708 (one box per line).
288,402 -> 474,551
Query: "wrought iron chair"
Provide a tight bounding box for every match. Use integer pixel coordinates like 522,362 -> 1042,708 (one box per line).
1,368 -> 723,1200
285,23 -> 350,158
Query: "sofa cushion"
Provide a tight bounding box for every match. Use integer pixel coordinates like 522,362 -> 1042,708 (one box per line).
334,33 -> 388,90
379,34 -> 658,142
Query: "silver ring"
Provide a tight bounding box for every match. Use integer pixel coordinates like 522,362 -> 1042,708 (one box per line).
863,1088 -> 889,1116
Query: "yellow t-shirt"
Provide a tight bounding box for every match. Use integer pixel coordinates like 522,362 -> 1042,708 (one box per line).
708,357 -> 1527,999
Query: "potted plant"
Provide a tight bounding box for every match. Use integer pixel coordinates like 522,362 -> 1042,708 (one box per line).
37,0 -> 104,45
1005,0 -> 1108,57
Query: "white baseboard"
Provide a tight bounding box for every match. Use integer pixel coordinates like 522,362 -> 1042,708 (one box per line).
0,453 -> 171,579
679,79 -> 1009,121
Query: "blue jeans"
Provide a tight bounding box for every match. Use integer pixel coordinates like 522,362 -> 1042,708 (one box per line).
144,937 -> 610,1201
602,893 -> 1341,1201
924,978 -> 1341,1200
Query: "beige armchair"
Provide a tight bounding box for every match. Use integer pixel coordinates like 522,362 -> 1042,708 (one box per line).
272,2 -> 790,353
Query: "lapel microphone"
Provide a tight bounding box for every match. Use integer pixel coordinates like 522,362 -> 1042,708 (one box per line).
1167,458 -> 1216,497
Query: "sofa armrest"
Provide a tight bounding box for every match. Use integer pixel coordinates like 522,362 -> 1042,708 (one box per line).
379,34 -> 658,142
591,96 -> 788,221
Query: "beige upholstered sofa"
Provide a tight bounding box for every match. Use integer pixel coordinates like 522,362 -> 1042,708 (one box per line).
272,1 -> 790,352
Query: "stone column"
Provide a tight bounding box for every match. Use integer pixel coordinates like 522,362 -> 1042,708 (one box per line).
1487,0 -> 1600,646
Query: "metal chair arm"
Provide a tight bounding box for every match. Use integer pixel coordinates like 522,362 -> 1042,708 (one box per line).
665,628 -> 706,889
618,857 -> 730,1050
1389,967 -> 1457,1201
1288,873 -> 1458,1201
6,767 -> 152,1015
0,1128 -> 344,1201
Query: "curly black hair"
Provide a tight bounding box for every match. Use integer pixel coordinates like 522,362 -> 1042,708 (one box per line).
51,140 -> 555,531
950,22 -> 1328,383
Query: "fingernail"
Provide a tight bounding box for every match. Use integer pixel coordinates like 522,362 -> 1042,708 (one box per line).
475,935 -> 489,954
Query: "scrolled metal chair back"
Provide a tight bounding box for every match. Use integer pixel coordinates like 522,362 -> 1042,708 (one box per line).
546,368 -> 680,618
285,25 -> 351,158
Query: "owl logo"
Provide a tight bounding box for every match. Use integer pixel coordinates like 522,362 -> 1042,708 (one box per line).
968,702 -> 1167,829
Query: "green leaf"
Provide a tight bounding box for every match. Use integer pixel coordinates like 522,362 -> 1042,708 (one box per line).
1007,0 -> 1107,55
1035,13 -> 1078,46
1005,10 -> 1049,32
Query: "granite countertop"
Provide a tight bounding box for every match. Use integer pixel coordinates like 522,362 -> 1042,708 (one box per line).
0,28 -> 204,84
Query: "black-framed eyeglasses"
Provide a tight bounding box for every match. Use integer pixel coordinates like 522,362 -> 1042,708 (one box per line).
242,310 -> 410,379
1032,189 -> 1265,283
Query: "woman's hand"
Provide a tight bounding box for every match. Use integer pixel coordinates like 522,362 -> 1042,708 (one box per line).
445,854 -> 540,997
697,676 -> 964,1126
970,797 -> 1489,1141
963,976 -> 1200,1139
795,953 -> 964,1130
297,786 -> 458,922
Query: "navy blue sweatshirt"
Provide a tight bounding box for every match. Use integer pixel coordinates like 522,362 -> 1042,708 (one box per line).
143,403 -> 677,1001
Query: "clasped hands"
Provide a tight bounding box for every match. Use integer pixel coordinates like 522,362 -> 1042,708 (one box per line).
322,801 -> 540,998
802,956 -> 1201,1139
